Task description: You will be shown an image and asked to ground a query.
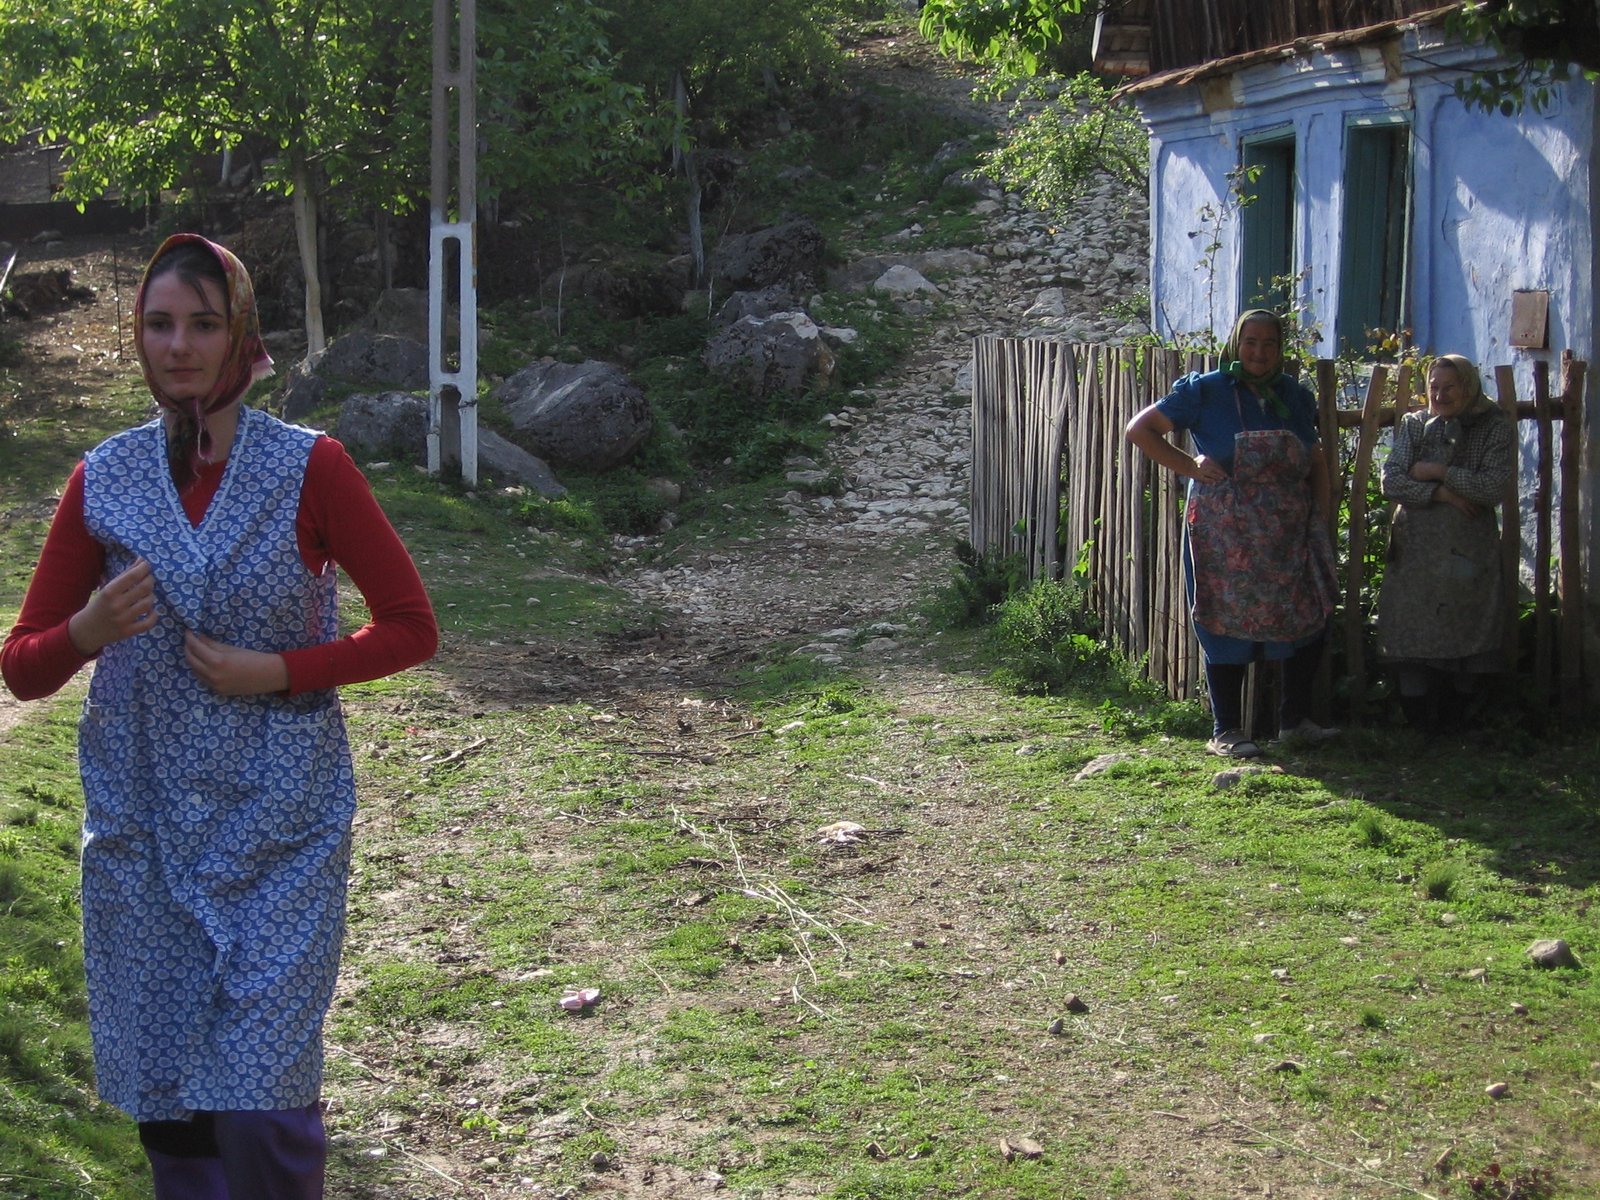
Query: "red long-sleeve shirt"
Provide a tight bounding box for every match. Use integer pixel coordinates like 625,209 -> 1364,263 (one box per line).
3,436 -> 437,700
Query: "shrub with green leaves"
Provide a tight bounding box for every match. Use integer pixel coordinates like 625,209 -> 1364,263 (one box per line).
988,576 -> 1108,693
924,539 -> 1029,629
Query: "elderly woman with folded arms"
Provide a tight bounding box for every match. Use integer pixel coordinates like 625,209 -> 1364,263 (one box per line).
1375,354 -> 1515,730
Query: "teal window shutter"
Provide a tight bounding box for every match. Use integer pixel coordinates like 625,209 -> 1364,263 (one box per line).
1239,135 -> 1296,311
1337,123 -> 1411,354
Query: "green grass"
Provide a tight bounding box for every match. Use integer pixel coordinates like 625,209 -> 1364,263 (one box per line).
5,492 -> 1598,1198
292,655 -> 1600,1197
0,692 -> 153,1200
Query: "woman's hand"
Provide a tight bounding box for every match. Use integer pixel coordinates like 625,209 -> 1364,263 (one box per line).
1190,454 -> 1227,485
184,630 -> 290,696
68,557 -> 159,656
1435,483 -> 1482,519
1409,460 -> 1447,483
1126,406 -> 1226,484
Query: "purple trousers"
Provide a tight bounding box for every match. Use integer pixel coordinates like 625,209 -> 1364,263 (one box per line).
140,1105 -> 325,1200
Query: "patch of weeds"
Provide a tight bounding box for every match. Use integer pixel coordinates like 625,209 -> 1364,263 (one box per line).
1420,859 -> 1464,901
1092,697 -> 1156,739
810,685 -> 861,716
1353,808 -> 1389,847
650,921 -> 727,981
514,491 -> 609,539
1442,1160 -> 1558,1199
555,468 -> 673,536
732,651 -> 846,704
729,421 -> 830,483
559,1129 -> 622,1172
989,578 -> 1110,695
811,292 -> 924,389
923,539 -> 1028,629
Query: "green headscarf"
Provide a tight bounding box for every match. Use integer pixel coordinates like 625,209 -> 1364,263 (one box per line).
1222,308 -> 1290,419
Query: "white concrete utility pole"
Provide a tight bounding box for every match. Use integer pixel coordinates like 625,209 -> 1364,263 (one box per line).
428,0 -> 479,485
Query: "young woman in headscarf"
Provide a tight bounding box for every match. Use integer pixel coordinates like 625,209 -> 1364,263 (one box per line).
3,234 -> 438,1199
1375,354 -> 1515,730
1125,308 -> 1338,758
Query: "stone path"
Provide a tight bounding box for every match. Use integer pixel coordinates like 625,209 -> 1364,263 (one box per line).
613,61 -> 1150,671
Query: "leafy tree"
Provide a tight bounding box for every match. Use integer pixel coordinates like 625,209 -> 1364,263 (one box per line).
0,0 -> 658,351
0,0 -> 433,353
474,2 -> 661,223
918,0 -> 1082,76
1445,0 -> 1600,114
602,0 -> 863,282
918,0 -> 1146,212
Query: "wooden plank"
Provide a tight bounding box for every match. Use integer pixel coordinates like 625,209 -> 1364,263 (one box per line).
1084,350 -> 1108,612
1558,353 -> 1586,712
1342,365 -> 1389,726
1493,365 -> 1520,672
1533,359 -> 1554,701
1112,349 -> 1136,649
1313,359 -> 1339,718
1126,349 -> 1150,662
1315,359 -> 1339,544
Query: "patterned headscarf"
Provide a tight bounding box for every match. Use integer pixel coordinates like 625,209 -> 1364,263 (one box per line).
134,233 -> 273,483
1222,308 -> 1289,419
1430,354 -> 1493,417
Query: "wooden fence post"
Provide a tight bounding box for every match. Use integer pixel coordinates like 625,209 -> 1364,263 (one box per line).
1341,365 -> 1390,724
1493,366 -> 1521,673
1533,360 -> 1554,700
1559,351 -> 1587,711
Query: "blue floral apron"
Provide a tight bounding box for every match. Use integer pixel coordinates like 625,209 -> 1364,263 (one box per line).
79,407 -> 355,1121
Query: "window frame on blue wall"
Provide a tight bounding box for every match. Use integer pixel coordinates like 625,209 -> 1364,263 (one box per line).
1238,125 -> 1298,314
1336,112 -> 1414,357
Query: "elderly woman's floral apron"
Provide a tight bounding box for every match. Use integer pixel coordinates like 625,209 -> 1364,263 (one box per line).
1186,428 -> 1336,644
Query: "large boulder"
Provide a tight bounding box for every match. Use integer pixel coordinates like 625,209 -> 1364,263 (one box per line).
283,330 -> 429,420
343,287 -> 456,345
703,311 -> 836,398
476,427 -> 567,498
714,284 -> 801,327
872,264 -> 941,300
493,358 -> 652,472
831,249 -> 988,293
333,392 -> 566,497
317,330 -> 430,390
710,219 -> 826,292
538,259 -> 687,319
335,392 -> 429,465
279,361 -> 329,421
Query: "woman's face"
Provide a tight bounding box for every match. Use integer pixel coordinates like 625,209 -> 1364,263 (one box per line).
1235,319 -> 1282,377
140,272 -> 230,402
1427,363 -> 1466,418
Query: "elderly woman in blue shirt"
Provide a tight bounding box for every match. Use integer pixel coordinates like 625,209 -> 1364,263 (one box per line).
1125,309 -> 1338,758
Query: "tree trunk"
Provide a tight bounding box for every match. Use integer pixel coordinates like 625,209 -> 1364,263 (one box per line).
673,72 -> 706,288
290,159 -> 326,356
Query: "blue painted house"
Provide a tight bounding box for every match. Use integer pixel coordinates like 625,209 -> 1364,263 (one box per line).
1094,0 -> 1600,648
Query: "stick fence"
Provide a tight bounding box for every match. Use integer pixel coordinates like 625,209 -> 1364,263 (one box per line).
969,338 -> 1588,719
